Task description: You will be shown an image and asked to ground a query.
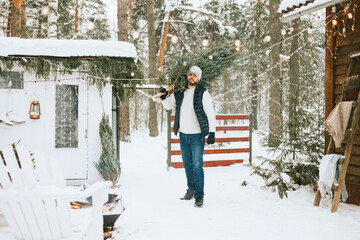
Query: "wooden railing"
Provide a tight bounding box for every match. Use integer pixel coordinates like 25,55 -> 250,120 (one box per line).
167,113 -> 252,168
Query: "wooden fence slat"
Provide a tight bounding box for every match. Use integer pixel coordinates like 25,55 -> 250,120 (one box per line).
171,137 -> 250,144
171,159 -> 244,168
170,114 -> 250,121
171,148 -> 250,155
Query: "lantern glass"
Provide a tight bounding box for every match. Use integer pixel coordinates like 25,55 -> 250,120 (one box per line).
29,100 -> 41,119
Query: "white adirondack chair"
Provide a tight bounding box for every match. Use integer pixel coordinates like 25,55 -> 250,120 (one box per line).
0,143 -> 111,240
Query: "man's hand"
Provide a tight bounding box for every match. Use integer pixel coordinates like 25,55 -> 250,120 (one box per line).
159,88 -> 168,100
207,132 -> 215,144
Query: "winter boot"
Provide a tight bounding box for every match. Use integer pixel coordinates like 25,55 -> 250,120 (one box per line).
194,196 -> 203,208
180,189 -> 194,200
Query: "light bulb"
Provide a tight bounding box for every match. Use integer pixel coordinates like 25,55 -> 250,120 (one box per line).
289,27 -> 294,33
236,46 -> 240,52
87,21 -> 95,30
202,38 -> 209,47
307,28 -> 313,34
332,19 -> 338,26
41,6 -> 50,15
235,39 -> 241,47
208,55 -> 213,60
131,72 -> 135,77
132,30 -> 140,39
281,29 -> 287,36
171,34 -> 178,44
348,13 -> 353,19
264,35 -> 271,42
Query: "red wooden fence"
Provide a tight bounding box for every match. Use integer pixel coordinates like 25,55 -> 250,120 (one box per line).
167,114 -> 252,168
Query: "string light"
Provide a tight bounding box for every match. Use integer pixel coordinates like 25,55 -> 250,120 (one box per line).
132,29 -> 140,39
348,12 -> 353,19
332,19 -> 338,26
235,39 -> 241,47
264,35 -> 271,42
289,27 -> 294,33
87,17 -> 95,31
236,46 -> 240,52
202,37 -> 209,47
41,6 -> 50,15
281,29 -> 287,36
171,34 -> 178,44
34,81 -> 37,86
307,28 -> 313,34
131,72 -> 135,77
208,55 -> 213,60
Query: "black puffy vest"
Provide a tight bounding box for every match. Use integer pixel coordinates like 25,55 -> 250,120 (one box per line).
173,85 -> 209,137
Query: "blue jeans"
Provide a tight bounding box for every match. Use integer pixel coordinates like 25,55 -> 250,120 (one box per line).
179,132 -> 205,197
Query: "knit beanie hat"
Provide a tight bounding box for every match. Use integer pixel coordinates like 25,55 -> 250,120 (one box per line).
188,66 -> 202,81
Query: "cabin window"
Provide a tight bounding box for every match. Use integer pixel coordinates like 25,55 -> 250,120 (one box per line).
0,71 -> 24,89
55,85 -> 79,148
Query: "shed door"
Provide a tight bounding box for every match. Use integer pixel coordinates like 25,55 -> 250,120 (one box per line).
54,83 -> 88,179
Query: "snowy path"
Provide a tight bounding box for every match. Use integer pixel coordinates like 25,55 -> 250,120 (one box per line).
112,132 -> 360,240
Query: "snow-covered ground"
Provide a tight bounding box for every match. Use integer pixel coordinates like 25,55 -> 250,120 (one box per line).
1,131 -> 360,240
112,131 -> 360,240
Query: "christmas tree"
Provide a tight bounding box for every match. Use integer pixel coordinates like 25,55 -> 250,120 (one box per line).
94,113 -> 121,187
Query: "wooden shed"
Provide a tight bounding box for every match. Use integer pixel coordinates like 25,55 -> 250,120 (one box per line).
279,0 -> 360,205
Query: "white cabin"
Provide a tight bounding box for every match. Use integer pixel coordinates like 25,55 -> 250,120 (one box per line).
0,37 -> 137,183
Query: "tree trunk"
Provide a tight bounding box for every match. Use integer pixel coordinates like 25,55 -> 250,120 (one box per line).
268,0 -> 281,147
119,89 -> 131,142
147,0 -> 159,137
117,0 -> 131,142
251,0 -> 261,130
48,0 -> 58,39
289,18 -> 300,143
9,0 -> 26,38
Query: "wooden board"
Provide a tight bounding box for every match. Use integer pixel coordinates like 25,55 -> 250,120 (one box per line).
171,159 -> 244,168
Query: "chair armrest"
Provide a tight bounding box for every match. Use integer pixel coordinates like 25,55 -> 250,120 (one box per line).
80,181 -> 112,208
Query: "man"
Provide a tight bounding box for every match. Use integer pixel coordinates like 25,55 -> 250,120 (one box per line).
160,66 -> 216,208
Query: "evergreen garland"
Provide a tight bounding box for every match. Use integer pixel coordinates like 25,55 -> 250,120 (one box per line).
159,45 -> 238,90
0,56 -> 138,95
94,113 -> 121,187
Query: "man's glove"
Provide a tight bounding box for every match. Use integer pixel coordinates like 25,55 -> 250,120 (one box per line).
207,132 -> 215,144
159,88 -> 168,100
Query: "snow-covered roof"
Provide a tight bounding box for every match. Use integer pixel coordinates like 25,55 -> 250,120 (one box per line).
0,37 -> 137,58
279,0 -> 346,22
278,0 -> 315,14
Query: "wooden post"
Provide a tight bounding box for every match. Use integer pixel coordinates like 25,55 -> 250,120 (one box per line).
249,113 -> 252,165
167,110 -> 172,170
157,12 -> 171,69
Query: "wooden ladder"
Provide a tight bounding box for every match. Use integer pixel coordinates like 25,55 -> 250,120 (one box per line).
314,55 -> 360,212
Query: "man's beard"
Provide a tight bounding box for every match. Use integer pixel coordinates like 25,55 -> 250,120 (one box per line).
189,81 -> 198,86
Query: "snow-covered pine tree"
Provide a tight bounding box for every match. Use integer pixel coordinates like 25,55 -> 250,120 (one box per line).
252,14 -> 325,198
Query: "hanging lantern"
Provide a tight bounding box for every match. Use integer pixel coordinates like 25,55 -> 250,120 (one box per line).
29,100 -> 41,119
